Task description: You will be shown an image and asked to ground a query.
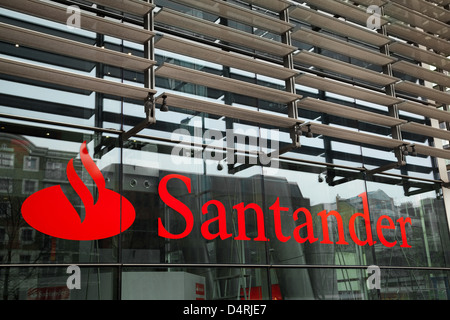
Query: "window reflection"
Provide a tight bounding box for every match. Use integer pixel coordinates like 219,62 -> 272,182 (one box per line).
1,0 -> 449,301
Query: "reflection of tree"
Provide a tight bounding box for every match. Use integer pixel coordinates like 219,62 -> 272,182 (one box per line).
0,134 -> 78,300
0,180 -> 46,300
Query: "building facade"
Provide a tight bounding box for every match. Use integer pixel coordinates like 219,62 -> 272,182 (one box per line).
0,0 -> 449,300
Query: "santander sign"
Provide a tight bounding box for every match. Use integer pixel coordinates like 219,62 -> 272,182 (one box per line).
21,142 -> 412,248
158,175 -> 412,248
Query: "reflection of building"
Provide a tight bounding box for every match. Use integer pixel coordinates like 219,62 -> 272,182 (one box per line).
1,0 -> 449,302
0,133 -> 76,246
306,189 -> 450,299
0,133 -> 80,299
340,190 -> 449,299
103,164 -> 328,300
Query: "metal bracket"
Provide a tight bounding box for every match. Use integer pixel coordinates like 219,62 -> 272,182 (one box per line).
366,161 -> 404,176
272,122 -> 309,156
442,181 -> 450,188
365,144 -> 415,176
295,121 -> 313,137
122,93 -> 156,141
227,122 -> 307,175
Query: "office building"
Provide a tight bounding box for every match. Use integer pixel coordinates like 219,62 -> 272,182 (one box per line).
0,0 -> 449,300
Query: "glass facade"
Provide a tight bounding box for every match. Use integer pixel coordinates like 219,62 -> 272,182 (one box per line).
0,0 -> 449,300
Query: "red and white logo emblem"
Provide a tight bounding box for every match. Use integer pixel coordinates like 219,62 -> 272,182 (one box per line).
21,141 -> 135,240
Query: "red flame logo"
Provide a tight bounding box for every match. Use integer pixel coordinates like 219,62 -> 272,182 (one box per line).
21,141 -> 135,240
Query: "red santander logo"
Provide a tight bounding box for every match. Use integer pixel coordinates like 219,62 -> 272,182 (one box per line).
21,141 -> 135,240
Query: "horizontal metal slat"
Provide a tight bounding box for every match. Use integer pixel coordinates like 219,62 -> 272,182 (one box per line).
289,5 -> 391,47
0,23 -> 155,72
401,122 -> 450,141
413,143 -> 450,160
88,0 -> 154,16
395,81 -> 450,106
426,0 -> 450,6
392,61 -> 450,88
386,22 -> 450,56
154,8 -> 296,57
294,50 -> 398,86
297,97 -> 407,127
384,2 -> 450,39
155,92 -> 302,128
0,57 -> 154,101
389,0 -> 450,23
389,42 -> 450,72
301,0 -> 389,26
350,0 -> 387,6
155,34 -> 298,80
304,122 -> 404,149
0,0 -> 154,43
242,0 -> 291,13
291,28 -> 397,66
304,122 -> 450,159
155,63 -> 302,104
397,101 -> 450,123
296,74 -> 403,106
169,0 -> 294,34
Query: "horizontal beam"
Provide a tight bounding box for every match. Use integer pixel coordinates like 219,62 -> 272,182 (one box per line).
386,22 -> 450,56
155,92 -> 302,128
155,63 -> 302,104
392,61 -> 450,88
89,0 -> 154,16
401,122 -> 450,141
300,0 -> 389,27
0,57 -> 155,101
384,2 -> 450,38
297,97 -> 407,127
294,50 -> 398,86
291,28 -> 397,66
0,23 -> 155,72
169,0 -> 294,34
1,0 -> 154,43
242,0 -> 291,13
296,74 -> 403,106
289,5 -> 391,47
389,42 -> 450,72
154,8 -> 296,57
155,34 -> 299,80
395,81 -> 450,106
397,101 -> 450,123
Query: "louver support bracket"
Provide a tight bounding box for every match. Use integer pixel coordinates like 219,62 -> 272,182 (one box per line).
122,94 -> 157,141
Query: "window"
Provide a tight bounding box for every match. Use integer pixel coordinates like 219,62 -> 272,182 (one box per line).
22,180 -> 38,194
0,152 -> 14,169
0,202 -> 11,217
0,178 -> 13,193
23,156 -> 39,172
0,227 -> 6,243
20,228 -> 35,244
45,161 -> 64,180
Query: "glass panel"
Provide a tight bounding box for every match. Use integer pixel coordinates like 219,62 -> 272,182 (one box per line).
1,0 -> 449,302
121,137 -> 270,265
0,266 -> 117,300
263,162 -> 369,268
365,175 -> 450,268
122,267 -> 270,300
0,128 -> 122,265
270,267 -> 450,300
